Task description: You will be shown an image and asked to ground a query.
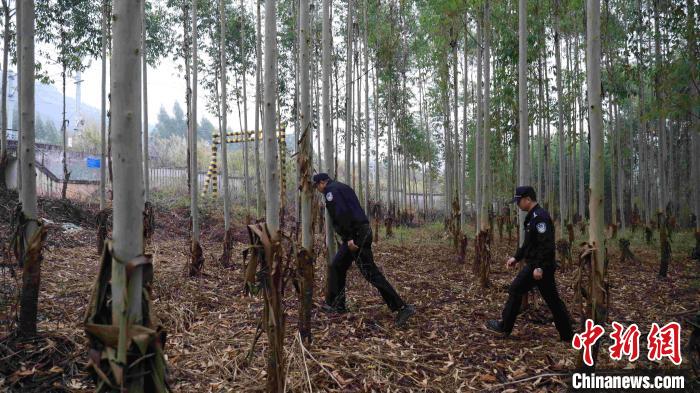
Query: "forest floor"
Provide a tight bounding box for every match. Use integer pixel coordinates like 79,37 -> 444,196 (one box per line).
0,191 -> 699,392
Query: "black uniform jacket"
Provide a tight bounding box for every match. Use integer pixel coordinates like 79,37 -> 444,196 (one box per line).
513,204 -> 556,269
322,180 -> 369,242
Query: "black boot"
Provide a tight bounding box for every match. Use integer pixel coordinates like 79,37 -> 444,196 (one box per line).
395,304 -> 416,327
485,320 -> 510,337
320,303 -> 348,314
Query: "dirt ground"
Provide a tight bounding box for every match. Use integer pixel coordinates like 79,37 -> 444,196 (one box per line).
1,195 -> 698,392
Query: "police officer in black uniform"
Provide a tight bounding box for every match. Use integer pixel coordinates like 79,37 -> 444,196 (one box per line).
486,186 -> 574,341
313,173 -> 416,327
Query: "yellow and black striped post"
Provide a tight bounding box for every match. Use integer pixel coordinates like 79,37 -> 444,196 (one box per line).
202,142 -> 219,197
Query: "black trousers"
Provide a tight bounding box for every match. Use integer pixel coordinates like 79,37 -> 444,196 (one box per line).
501,263 -> 574,341
326,226 -> 405,312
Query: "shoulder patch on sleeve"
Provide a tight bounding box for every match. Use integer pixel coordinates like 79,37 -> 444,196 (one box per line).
325,192 -> 333,202
536,222 -> 547,234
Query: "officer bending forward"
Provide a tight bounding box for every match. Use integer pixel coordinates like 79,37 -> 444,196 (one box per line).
486,186 -> 574,342
313,173 -> 416,327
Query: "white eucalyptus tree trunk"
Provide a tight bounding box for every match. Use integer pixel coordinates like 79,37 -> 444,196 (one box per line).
475,12 -> 483,233
220,0 -> 230,229
254,0 -> 263,216
142,1 -> 149,202
322,0 -> 336,267
299,0 -> 312,249
190,0 -> 199,241
480,1 -> 491,231
586,0 -> 607,329
264,0 -> 279,231
111,0 -> 145,385
363,0 -> 369,212
344,0 -> 353,183
555,0 -> 566,235
518,0 -> 528,245
240,0 -> 250,217
100,0 -> 107,209
17,0 -> 39,336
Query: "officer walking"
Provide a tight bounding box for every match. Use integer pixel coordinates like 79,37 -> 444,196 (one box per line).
485,186 -> 574,341
313,173 -> 416,327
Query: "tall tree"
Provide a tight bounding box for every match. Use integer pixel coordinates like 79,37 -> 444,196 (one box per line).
254,0 -> 263,216
99,0 -> 107,210
586,0 -> 607,365
220,0 -> 231,230
241,0 -> 251,218
17,0 -> 41,338
0,0 -> 12,175
554,0 -> 566,235
653,0 -> 666,215
480,0 -> 491,233
142,0 -> 149,202
263,0 -> 284,388
363,0 -> 369,212
298,0 -> 313,345
518,0 -> 528,244
111,0 -> 146,387
322,0 -> 336,292
189,0 -> 202,272
475,9 -> 482,232
460,18 -> 468,231
345,0 -> 353,183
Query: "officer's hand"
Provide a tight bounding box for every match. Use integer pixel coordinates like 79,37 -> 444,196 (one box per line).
348,240 -> 359,252
506,257 -> 517,268
533,268 -> 543,280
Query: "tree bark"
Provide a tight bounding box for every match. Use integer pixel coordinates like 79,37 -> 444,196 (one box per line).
111,0 -> 145,386
15,0 -> 20,194
363,0 -> 369,212
475,11 -> 483,233
344,0 -> 353,184
653,0 -> 665,215
263,0 -> 279,228
555,0 -> 566,236
518,0 -> 528,245
297,0 -> 313,345
373,64 -> 379,204
61,62 -> 68,200
461,25 -> 468,230
387,79 -> 394,213
220,0 -> 230,229
0,0 -> 10,169
254,0 -> 263,216
481,1 -> 491,231
18,0 -> 40,338
586,0 -> 608,343
190,0 -> 200,242
99,0 -> 107,209
576,34 -> 586,220
356,37 -> 362,206
321,0 -> 337,288
142,2 -> 149,202
616,102 -> 624,231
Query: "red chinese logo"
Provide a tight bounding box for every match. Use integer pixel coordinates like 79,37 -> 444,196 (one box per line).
572,319 -> 605,366
609,322 -> 641,362
647,322 -> 682,365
